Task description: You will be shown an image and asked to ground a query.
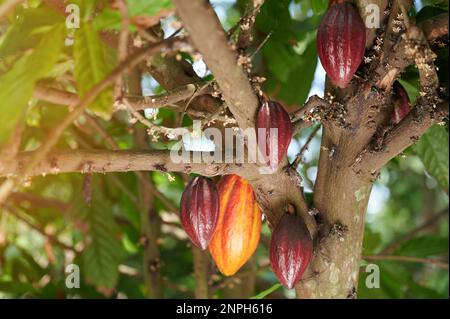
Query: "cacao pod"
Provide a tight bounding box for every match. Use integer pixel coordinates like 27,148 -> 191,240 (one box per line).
180,176 -> 219,250
317,0 -> 366,88
209,174 -> 262,276
392,81 -> 411,124
270,213 -> 313,289
256,100 -> 293,170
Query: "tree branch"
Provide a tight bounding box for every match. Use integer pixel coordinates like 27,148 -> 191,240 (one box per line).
235,0 -> 265,50
363,254 -> 449,270
134,124 -> 164,299
419,13 -> 449,42
34,83 -> 212,117
0,150 -> 237,178
291,125 -> 321,169
172,0 -> 260,131
356,101 -> 448,173
356,26 -> 448,174
3,205 -> 77,252
112,0 -> 130,99
291,95 -> 328,135
9,192 -> 70,211
33,86 -> 80,107
380,209 -> 449,255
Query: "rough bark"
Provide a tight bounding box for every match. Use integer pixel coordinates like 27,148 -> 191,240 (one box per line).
298,125 -> 373,298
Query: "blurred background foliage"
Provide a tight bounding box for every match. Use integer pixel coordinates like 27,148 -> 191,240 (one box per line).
0,0 -> 448,298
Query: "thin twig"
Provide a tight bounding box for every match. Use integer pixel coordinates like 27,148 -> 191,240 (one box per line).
236,0 -> 265,50
125,100 -> 186,139
34,84 -> 212,116
3,205 -> 77,252
0,121 -> 24,161
249,31 -> 272,59
113,0 -> 130,99
363,254 -> 449,270
84,113 -> 119,150
9,192 -> 70,211
380,209 -> 449,255
291,124 -> 321,169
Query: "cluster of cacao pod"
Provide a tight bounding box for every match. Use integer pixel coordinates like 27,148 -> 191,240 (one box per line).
179,97 -> 313,288
317,0 -> 366,88
180,174 -> 261,275
180,173 -> 313,289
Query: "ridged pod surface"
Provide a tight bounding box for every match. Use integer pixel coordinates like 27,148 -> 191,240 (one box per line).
256,101 -> 293,170
180,176 -> 219,250
270,213 -> 313,289
392,81 -> 412,124
317,0 -> 366,88
209,174 -> 261,276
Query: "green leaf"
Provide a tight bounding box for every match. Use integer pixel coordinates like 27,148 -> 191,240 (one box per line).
398,78 -> 420,103
274,40 -> 318,105
393,235 -> 449,258
250,283 -> 282,299
415,125 -> 449,191
263,41 -> 300,83
256,0 -> 292,41
74,22 -> 114,119
0,280 -> 36,296
363,227 -> 382,255
93,0 -> 172,31
309,0 -> 328,14
127,0 -> 172,16
0,23 -> 66,145
0,7 -> 64,58
73,176 -> 125,290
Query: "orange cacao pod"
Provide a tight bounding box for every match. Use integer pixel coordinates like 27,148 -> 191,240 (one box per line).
392,81 -> 412,125
209,174 -> 261,276
270,213 -> 313,289
317,0 -> 366,88
180,176 -> 219,250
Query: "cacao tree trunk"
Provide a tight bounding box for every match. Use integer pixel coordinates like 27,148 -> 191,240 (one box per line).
296,125 -> 373,298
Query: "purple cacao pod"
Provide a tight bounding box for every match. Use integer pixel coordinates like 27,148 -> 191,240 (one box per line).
270,213 -> 313,289
317,0 -> 366,88
256,101 -> 293,170
180,176 -> 219,250
392,81 -> 412,124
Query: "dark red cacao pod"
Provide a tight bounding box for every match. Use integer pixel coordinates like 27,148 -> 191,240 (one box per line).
392,81 -> 412,125
256,101 -> 293,170
317,0 -> 366,88
180,176 -> 219,250
270,213 -> 313,289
